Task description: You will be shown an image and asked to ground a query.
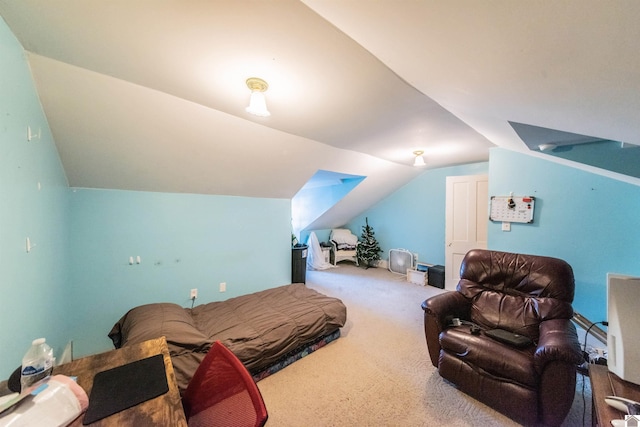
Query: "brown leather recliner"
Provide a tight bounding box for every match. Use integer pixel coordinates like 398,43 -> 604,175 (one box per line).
422,249 -> 584,427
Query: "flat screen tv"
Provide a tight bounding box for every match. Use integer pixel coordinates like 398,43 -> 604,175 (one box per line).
607,273 -> 640,385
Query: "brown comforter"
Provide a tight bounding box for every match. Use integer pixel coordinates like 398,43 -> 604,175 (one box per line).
108,284 -> 347,393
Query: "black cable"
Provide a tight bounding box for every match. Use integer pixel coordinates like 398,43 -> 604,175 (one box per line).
583,321 -> 607,361
581,320 -> 608,426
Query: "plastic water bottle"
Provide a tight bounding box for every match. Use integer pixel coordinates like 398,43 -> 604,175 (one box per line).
20,338 -> 55,390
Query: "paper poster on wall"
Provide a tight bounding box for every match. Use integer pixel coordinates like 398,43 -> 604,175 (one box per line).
490,196 -> 535,223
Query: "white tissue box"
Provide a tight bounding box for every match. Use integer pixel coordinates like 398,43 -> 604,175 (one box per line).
407,269 -> 427,286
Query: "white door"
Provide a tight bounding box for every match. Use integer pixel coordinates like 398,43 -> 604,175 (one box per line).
445,174 -> 488,290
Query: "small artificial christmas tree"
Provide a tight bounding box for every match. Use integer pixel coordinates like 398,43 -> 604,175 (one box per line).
357,217 -> 382,268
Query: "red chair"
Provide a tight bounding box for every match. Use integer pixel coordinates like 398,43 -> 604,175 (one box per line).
182,341 -> 268,427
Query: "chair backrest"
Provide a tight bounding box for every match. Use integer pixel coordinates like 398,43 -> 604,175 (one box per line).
330,229 -> 358,246
457,249 -> 575,339
182,340 -> 268,427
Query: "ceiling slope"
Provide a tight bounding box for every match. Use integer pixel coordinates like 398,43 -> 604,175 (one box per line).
0,0 -> 492,210
303,0 -> 640,150
4,1 -> 637,226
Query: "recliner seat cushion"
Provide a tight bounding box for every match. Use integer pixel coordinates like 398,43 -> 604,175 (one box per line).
439,326 -> 538,388
458,279 -> 575,341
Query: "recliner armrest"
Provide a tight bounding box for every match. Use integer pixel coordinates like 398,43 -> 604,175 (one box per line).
421,292 -> 470,366
422,292 -> 470,324
534,318 -> 583,372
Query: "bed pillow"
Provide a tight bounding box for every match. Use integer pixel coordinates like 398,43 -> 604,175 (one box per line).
108,303 -> 208,349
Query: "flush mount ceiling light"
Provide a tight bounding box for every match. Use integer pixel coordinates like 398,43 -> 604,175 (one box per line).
413,150 -> 426,167
538,143 -> 558,152
245,77 -> 271,117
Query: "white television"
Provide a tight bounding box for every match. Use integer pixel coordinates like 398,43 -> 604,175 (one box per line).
607,273 -> 640,385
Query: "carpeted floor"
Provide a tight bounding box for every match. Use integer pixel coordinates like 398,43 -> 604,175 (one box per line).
257,264 -> 592,426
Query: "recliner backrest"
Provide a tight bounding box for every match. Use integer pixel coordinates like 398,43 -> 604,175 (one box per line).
457,249 -> 575,339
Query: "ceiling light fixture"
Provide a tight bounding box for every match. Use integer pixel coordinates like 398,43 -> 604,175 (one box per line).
538,143 -> 558,152
413,150 -> 426,167
245,77 -> 271,117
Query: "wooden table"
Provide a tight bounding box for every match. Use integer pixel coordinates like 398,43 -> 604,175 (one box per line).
53,337 -> 187,426
590,364 -> 640,426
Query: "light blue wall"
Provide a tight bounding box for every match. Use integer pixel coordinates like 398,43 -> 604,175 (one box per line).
0,17 -> 70,379
66,189 -> 292,357
0,16 -> 293,377
488,148 -> 640,323
345,162 -> 489,266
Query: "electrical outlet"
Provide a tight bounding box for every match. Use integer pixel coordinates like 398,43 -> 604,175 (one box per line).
190,288 -> 198,299
219,282 -> 226,292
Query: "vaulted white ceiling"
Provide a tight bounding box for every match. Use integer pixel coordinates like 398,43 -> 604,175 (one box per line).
2,1 -> 638,229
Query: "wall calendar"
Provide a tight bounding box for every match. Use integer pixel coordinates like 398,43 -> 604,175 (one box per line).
490,196 -> 535,223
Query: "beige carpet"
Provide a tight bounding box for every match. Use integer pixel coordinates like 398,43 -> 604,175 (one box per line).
257,264 -> 591,426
